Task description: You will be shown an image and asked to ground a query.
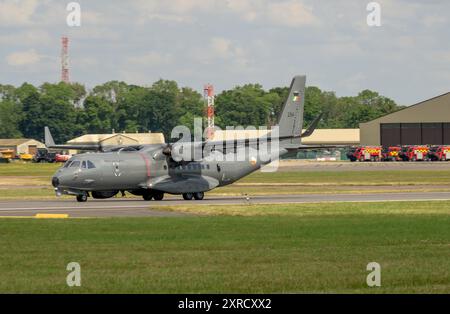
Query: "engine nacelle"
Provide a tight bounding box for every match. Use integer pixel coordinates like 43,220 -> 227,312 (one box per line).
167,142 -> 204,162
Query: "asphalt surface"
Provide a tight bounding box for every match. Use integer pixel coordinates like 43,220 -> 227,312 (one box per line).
2,192 -> 450,217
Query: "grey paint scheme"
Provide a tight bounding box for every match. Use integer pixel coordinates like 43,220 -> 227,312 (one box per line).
51,75 -> 311,199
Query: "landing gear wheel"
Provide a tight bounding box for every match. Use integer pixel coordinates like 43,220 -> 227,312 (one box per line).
143,193 -> 153,201
183,193 -> 193,200
153,191 -> 164,201
193,192 -> 204,200
76,194 -> 87,202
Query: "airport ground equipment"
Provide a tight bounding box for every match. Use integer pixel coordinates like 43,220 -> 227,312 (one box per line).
399,145 -> 430,161
33,148 -> 56,163
382,146 -> 401,161
347,146 -> 382,162
427,145 -> 450,161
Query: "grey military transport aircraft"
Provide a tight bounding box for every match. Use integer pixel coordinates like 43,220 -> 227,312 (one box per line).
48,75 -> 324,202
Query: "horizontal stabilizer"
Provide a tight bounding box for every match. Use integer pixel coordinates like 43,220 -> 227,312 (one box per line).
300,113 -> 323,138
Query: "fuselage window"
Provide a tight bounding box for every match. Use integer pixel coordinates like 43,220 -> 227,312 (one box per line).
206,164 -> 210,170
163,165 -> 167,170
70,161 -> 80,168
87,160 -> 96,169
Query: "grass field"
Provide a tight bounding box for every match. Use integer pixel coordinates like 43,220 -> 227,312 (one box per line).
0,201 -> 449,293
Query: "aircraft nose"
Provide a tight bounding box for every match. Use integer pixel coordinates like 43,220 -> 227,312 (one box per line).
51,176 -> 60,187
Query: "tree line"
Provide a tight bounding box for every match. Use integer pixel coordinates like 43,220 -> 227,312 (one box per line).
0,80 -> 403,143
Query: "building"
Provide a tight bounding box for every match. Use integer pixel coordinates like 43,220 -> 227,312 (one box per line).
360,92 -> 450,146
212,129 -> 360,146
0,139 -> 46,155
67,132 -> 165,153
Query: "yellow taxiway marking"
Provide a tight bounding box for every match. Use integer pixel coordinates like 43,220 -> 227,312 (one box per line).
35,213 -> 69,219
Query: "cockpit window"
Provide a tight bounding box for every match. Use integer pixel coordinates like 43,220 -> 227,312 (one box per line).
81,161 -> 87,169
70,161 -> 80,168
87,160 -> 96,169
63,161 -> 72,168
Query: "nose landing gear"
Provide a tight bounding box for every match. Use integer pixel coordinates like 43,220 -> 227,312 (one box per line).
76,193 -> 88,202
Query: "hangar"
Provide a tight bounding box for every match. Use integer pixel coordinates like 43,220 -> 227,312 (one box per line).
0,138 -> 46,155
67,132 -> 165,146
360,92 -> 450,146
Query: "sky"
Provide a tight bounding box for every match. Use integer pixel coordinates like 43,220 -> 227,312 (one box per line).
0,0 -> 449,105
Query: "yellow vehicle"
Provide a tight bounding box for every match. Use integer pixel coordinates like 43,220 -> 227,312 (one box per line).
19,153 -> 34,161
0,149 -> 15,159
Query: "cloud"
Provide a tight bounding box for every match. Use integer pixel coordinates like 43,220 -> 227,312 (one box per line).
267,1 -> 319,27
132,0 -> 318,27
127,51 -> 172,66
0,29 -> 52,45
6,49 -> 42,66
209,37 -> 248,66
0,0 -> 38,26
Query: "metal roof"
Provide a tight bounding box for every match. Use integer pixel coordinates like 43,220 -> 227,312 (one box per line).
0,139 -> 35,146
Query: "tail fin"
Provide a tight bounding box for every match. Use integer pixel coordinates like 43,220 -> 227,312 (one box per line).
277,75 -> 306,148
44,126 -> 55,147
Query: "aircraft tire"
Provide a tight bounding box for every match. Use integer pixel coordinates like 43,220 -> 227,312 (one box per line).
193,192 -> 204,200
143,193 -> 153,201
183,193 -> 193,200
153,191 -> 164,201
76,194 -> 88,202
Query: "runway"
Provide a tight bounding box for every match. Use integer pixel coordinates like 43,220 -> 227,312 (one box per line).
1,191 -> 450,217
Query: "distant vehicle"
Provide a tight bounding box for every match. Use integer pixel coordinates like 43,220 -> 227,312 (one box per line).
399,145 -> 429,161
347,146 -> 382,162
382,146 -> 401,161
55,153 -> 71,162
427,145 -> 450,161
0,149 -> 15,160
33,148 -> 56,163
19,153 -> 33,161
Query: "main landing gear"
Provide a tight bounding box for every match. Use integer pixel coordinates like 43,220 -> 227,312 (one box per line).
182,192 -> 204,200
142,190 -> 165,201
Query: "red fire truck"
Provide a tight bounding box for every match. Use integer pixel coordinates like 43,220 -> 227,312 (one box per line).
381,146 -> 401,161
347,146 -> 382,162
428,146 -> 450,161
399,146 -> 430,161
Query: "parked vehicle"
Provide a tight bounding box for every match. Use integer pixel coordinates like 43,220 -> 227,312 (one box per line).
55,153 -> 71,162
399,145 -> 430,161
347,146 -> 382,162
428,145 -> 450,161
382,146 -> 401,161
33,148 -> 57,163
19,153 -> 33,161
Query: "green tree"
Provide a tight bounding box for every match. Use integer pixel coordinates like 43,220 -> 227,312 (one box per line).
0,100 -> 23,138
78,95 -> 114,133
215,84 -> 274,128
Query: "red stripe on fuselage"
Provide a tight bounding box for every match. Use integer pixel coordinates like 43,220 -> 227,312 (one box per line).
139,153 -> 151,177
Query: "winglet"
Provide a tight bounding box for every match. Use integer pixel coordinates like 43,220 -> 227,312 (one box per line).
300,113 -> 323,138
44,126 -> 55,147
